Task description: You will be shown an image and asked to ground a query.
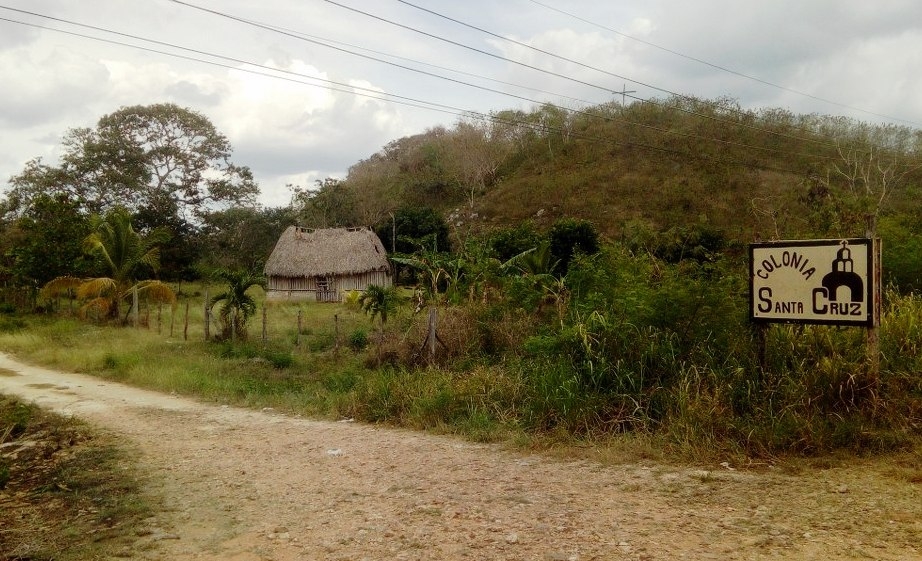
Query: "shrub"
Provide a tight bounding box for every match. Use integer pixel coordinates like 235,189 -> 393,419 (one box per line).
348,329 -> 369,351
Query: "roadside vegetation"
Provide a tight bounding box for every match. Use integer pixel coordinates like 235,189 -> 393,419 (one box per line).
0,394 -> 154,560
0,98 -> 920,464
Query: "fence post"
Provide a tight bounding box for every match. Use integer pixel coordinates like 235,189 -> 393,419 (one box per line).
204,290 -> 210,342
262,305 -> 268,346
132,287 -> 139,329
428,307 -> 437,362
334,313 -> 340,356
296,309 -> 303,347
183,301 -> 189,341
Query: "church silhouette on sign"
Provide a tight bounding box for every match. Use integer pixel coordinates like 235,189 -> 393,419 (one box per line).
821,241 -> 863,304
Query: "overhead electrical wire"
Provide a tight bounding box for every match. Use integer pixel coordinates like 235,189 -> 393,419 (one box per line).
161,0 -> 868,163
3,3 -> 914,179
390,0 -> 921,158
0,14 -> 463,116
332,0 -> 867,152
527,0 -> 922,128
238,20 -> 601,110
0,7 -> 829,168
0,11 -> 823,178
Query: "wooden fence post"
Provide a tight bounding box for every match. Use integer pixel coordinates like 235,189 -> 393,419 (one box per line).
132,287 -> 139,329
183,302 -> 189,341
296,309 -> 303,347
428,307 -> 437,362
334,314 -> 340,356
262,305 -> 268,346
204,290 -> 210,342
866,215 -> 881,385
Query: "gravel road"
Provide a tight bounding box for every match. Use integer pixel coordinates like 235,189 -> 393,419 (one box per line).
1,353 -> 919,560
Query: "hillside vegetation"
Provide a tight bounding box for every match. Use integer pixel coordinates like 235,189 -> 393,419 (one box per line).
339,96 -> 922,246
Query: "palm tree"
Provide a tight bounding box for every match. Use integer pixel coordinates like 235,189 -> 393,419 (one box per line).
208,269 -> 266,341
358,284 -> 399,327
358,284 -> 400,360
42,207 -> 174,322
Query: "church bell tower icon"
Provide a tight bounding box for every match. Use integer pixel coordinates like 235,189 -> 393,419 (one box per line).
821,241 -> 864,303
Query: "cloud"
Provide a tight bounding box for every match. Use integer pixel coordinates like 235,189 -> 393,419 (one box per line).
208,59 -> 406,196
0,46 -> 110,127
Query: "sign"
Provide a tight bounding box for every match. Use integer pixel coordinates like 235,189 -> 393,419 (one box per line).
750,239 -> 878,326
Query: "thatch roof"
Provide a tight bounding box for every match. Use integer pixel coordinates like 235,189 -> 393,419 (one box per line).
264,226 -> 390,277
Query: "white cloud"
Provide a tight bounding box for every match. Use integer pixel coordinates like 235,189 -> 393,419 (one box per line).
2,0 -> 922,205
0,46 -> 109,127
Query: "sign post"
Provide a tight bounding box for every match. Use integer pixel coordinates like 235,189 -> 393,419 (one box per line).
749,237 -> 882,375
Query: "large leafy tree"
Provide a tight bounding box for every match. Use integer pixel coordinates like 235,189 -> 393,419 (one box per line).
5,103 -> 259,221
548,218 -> 600,277
374,206 -> 450,254
197,206 -> 295,273
291,178 -> 360,228
2,194 -> 94,287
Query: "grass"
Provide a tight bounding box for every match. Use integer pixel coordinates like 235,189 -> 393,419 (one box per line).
3,280 -> 921,463
0,394 -> 154,561
0,294 -> 539,446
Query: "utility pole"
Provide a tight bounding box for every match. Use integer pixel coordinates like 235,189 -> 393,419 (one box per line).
616,83 -> 637,106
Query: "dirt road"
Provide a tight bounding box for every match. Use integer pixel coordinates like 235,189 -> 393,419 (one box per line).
1,353 -> 919,560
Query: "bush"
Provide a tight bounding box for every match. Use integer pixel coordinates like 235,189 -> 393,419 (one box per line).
348,329 -> 369,351
217,342 -> 294,370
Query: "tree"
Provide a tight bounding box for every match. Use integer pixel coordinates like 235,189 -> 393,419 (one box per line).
132,192 -> 198,282
489,221 -> 543,263
359,284 -> 400,359
291,178 -> 360,228
197,206 -> 295,273
208,269 -> 266,341
358,284 -> 399,327
5,103 -> 259,222
43,208 -> 175,322
443,117 -> 508,207
374,206 -> 450,254
549,218 -> 600,276
3,194 -> 94,287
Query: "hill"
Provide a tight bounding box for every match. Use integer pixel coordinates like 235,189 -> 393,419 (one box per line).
339,96 -> 922,244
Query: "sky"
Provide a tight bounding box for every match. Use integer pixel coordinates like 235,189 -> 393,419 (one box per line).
1,0 -> 921,208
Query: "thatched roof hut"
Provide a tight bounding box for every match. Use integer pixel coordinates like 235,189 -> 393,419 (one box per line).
264,226 -> 391,301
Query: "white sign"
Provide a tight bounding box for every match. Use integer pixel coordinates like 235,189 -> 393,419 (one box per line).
750,239 -> 876,325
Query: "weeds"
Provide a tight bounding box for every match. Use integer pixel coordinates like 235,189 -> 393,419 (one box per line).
0,267 -> 919,459
0,395 -> 153,560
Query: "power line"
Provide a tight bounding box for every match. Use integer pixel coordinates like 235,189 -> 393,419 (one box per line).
0,13 -> 822,179
238,19 -> 601,109
328,0 -> 875,153
527,0 -> 922,128
158,1 -> 859,166
0,14 -> 462,117
3,6 -> 914,178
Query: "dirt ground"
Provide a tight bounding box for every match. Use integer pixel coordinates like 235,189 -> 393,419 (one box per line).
0,352 -> 919,561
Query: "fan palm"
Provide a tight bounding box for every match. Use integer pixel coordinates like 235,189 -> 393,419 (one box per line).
208,269 -> 266,340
